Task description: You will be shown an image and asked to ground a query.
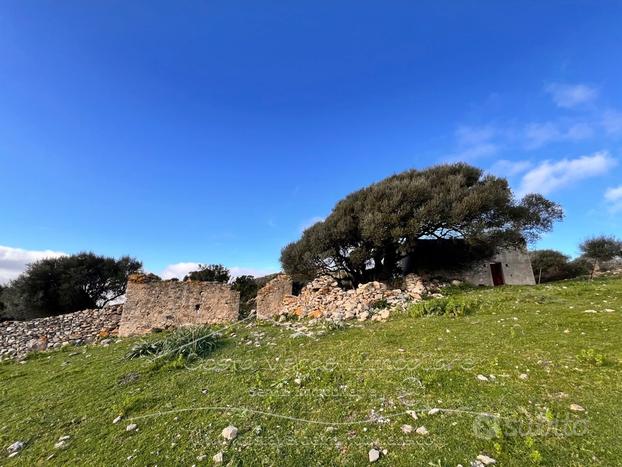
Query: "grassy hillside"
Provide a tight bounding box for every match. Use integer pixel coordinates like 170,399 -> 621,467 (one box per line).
1,278 -> 621,466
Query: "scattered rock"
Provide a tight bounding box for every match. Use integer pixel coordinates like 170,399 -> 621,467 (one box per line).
476,454 -> 497,465
570,404 -> 586,413
428,408 -> 441,415
406,410 -> 418,420
518,373 -> 529,380
213,451 -> 224,463
126,423 -> 138,432
113,416 -> 122,424
196,454 -> 207,461
401,424 -> 413,434
476,374 -> 490,382
368,448 -> 381,463
415,426 -> 429,436
221,425 -> 238,441
7,441 -> 24,455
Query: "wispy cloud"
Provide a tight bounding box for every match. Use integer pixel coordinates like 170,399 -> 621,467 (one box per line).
0,245 -> 67,285
300,216 -> 325,232
603,110 -> 622,136
160,262 -> 277,280
516,151 -> 616,197
545,83 -> 598,108
604,185 -> 622,212
524,121 -> 594,149
489,159 -> 533,177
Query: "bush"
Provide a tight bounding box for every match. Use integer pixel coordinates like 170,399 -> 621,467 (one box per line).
126,326 -> 222,363
184,264 -> 230,283
2,252 -> 141,320
530,249 -> 589,283
408,296 -> 481,318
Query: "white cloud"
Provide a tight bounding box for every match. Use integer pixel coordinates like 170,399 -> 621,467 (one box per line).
160,262 -> 277,280
605,185 -> 622,202
524,121 -> 594,149
516,151 -> 616,197
605,185 -> 622,213
603,110 -> 622,135
489,159 -> 533,177
0,245 -> 67,285
300,216 -> 325,232
545,83 -> 598,108
160,262 -> 201,280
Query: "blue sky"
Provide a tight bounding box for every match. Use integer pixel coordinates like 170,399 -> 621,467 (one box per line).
1,1 -> 621,283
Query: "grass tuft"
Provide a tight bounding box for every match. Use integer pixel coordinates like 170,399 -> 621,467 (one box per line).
126,325 -> 222,362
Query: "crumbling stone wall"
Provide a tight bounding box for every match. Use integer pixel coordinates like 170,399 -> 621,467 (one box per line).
118,275 -> 240,337
256,274 -> 292,319
0,305 -> 122,360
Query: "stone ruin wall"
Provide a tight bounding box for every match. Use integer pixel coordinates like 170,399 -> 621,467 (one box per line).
255,274 -> 438,322
0,305 -> 122,360
118,275 -> 240,337
256,274 -> 293,319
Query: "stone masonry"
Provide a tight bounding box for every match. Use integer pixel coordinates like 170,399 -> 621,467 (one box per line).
256,274 -> 292,319
118,274 -> 240,337
0,305 -> 122,360
257,274 -> 442,322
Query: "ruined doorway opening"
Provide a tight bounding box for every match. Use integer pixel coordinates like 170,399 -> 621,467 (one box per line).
490,262 -> 505,286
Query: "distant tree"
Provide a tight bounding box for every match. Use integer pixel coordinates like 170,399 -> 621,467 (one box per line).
184,264 -> 231,283
0,284 -> 6,320
2,253 -> 142,320
579,236 -> 622,278
231,275 -> 259,319
281,163 -> 563,287
530,249 -> 589,283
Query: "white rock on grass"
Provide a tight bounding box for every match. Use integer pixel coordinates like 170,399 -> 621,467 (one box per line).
401,424 -> 413,434
570,404 -> 586,412
126,424 -> 138,432
368,448 -> 381,463
476,374 -> 490,382
518,373 -> 529,380
213,451 -> 224,464
415,426 -> 429,436
476,454 -> 497,465
221,425 -> 238,441
428,408 -> 441,415
7,441 -> 24,454
406,410 -> 418,420
112,416 -> 122,424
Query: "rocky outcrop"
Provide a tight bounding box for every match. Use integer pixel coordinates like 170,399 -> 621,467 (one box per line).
118,274 -> 240,337
0,305 -> 122,360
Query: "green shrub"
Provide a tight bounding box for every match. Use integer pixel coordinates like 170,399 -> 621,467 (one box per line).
408,296 -> 481,318
576,348 -> 608,366
126,326 -> 222,362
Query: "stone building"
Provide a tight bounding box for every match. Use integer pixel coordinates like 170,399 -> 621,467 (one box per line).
118,274 -> 240,337
401,240 -> 535,286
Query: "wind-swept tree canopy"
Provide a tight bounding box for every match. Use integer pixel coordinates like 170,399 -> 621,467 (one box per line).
1,252 -> 142,319
281,163 -> 563,286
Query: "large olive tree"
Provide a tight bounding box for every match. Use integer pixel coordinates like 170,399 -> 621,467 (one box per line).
281,163 -> 563,286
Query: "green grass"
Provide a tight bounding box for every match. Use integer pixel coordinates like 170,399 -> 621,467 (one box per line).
1,277 -> 621,466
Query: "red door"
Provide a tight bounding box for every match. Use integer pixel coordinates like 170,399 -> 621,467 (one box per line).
490,263 -> 505,286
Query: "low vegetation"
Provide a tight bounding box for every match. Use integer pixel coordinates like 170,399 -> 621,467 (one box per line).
1,277 -> 621,465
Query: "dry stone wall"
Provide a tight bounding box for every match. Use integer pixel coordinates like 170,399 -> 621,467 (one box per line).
0,305 -> 122,360
118,274 -> 240,337
258,274 -> 441,322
